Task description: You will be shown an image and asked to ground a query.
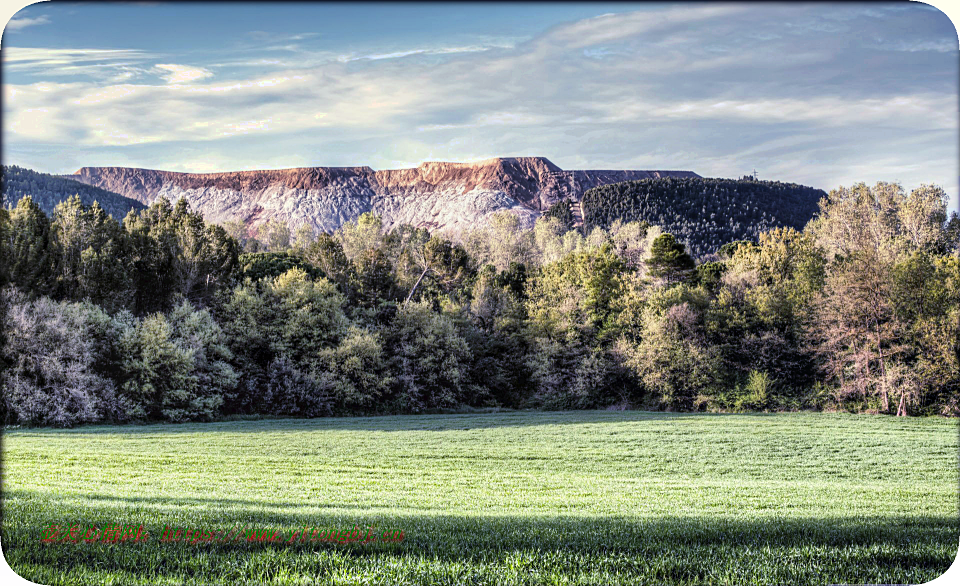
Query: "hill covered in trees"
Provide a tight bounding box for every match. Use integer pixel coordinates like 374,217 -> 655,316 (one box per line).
2,165 -> 146,220
578,177 -> 825,258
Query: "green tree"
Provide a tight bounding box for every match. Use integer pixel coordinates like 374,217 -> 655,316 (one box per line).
5,196 -> 58,296
646,234 -> 695,285
808,182 -> 950,415
52,196 -> 131,310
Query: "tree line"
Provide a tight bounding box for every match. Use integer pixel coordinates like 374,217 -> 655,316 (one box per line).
1,181 -> 957,426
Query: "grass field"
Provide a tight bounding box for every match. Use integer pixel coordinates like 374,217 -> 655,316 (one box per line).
2,411 -> 958,585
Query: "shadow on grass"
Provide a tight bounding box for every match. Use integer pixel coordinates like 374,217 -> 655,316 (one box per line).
2,489 -> 958,585
2,410 -> 831,436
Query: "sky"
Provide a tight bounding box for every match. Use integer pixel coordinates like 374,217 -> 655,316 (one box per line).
2,2 -> 958,213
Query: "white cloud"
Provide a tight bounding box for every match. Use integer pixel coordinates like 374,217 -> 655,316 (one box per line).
152,64 -> 214,84
338,42 -> 514,63
2,4 -> 955,207
534,4 -> 747,50
5,15 -> 50,31
3,47 -> 151,68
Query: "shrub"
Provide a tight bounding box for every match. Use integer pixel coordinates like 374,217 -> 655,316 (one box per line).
1,292 -> 119,426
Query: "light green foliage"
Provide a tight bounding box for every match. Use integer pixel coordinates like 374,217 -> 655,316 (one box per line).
704,227 -> 822,394
463,211 -> 536,271
891,253 -> 960,414
267,268 -> 350,372
257,219 -> 292,252
808,182 -> 953,414
619,286 -> 722,410
219,218 -> 249,245
526,244 -> 629,341
533,216 -> 578,265
320,327 -> 392,412
338,212 -> 384,262
608,219 -> 652,268
3,412 -> 957,585
166,301 -> 238,409
291,223 -> 316,253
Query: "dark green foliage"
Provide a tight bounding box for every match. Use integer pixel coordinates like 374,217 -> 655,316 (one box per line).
646,234 -> 695,284
239,251 -> 324,283
123,198 -> 240,312
581,177 -> 824,258
265,356 -> 332,417
113,302 -> 236,422
494,261 -> 528,301
384,301 -> 472,412
52,196 -> 131,310
717,239 -> 757,259
216,268 -> 349,415
543,199 -> 574,229
354,247 -> 397,307
5,196 -> 59,296
694,261 -> 726,292
2,165 -> 146,220
301,233 -> 355,299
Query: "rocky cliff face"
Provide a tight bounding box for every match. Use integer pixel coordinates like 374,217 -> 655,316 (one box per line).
69,157 -> 698,234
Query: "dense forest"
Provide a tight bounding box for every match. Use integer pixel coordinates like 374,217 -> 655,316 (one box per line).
2,165 -> 146,220
568,177 -> 825,258
1,181 -> 958,426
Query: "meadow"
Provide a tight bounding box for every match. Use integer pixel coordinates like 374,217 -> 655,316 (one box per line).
2,411 -> 958,585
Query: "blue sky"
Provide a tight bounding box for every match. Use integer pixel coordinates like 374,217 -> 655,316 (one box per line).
2,2 -> 958,212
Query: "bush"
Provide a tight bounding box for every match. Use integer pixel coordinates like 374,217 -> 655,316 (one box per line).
321,327 -> 392,413
1,292 -> 119,426
116,302 -> 236,422
265,357 -> 331,417
386,302 -> 471,412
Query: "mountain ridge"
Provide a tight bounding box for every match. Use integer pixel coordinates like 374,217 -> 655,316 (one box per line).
67,157 -> 699,234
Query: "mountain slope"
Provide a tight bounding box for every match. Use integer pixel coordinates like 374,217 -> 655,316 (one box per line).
68,157 -> 699,234
2,165 -> 146,220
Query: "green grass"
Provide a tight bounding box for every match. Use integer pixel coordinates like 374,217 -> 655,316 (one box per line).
2,411 -> 958,585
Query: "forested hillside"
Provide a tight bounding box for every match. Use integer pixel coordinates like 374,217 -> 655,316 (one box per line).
580,177 -> 825,257
2,165 -> 146,220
